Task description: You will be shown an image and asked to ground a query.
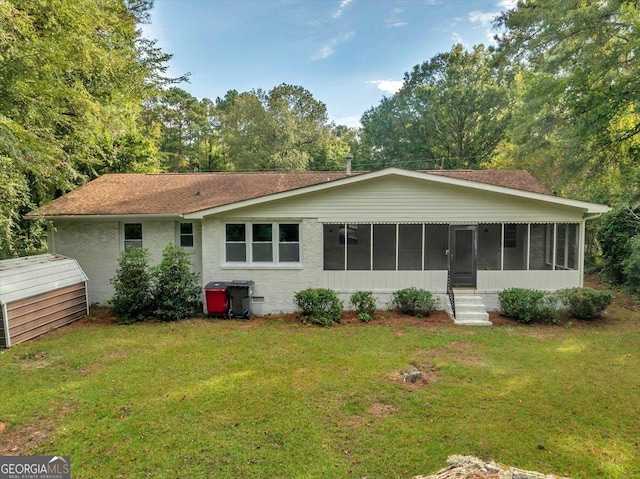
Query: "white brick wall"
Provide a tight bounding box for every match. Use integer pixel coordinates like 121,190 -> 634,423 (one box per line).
51,220 -> 120,304
51,219 -> 202,304
201,218 -> 323,314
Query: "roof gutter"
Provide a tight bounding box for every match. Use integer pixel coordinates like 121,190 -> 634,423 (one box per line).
26,213 -> 185,221
583,211 -> 608,221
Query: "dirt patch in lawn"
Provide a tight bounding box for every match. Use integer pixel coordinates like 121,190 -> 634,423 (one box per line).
387,362 -> 440,389
368,402 -> 396,418
0,403 -> 76,455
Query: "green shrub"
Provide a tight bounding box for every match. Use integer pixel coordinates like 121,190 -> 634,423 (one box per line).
151,243 -> 201,321
621,235 -> 640,292
597,207 -> 640,285
558,287 -> 612,320
498,288 -> 560,324
390,287 -> 437,317
294,288 -> 343,326
350,291 -> 377,322
110,247 -> 152,322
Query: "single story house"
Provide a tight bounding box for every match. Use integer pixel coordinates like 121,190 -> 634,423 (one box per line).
27,168 -> 610,324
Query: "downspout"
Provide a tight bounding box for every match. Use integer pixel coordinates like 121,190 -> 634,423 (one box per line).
2,302 -> 11,348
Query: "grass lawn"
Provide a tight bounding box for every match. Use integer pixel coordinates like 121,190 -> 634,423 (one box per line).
1,289 -> 639,478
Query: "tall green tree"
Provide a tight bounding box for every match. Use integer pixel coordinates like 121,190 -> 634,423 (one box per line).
216,84 -> 348,171
0,0 -> 178,257
144,88 -> 225,172
360,44 -> 510,170
494,0 -> 640,203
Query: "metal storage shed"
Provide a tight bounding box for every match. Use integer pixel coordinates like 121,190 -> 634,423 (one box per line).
0,254 -> 88,347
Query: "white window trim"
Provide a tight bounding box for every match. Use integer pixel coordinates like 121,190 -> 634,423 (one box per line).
178,222 -> 195,250
122,222 -> 143,250
223,221 -> 302,267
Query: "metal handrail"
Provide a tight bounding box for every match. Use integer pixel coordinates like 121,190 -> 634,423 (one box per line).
447,267 -> 456,319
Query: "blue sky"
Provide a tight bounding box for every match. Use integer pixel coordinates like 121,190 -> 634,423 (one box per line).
142,0 -> 516,127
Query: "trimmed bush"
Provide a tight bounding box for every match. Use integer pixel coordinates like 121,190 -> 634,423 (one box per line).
294,288 -> 343,326
558,287 -> 612,320
498,288 -> 559,324
350,291 -> 377,322
151,243 -> 201,321
390,287 -> 437,317
110,247 -> 152,322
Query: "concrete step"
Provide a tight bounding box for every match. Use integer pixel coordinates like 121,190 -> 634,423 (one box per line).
453,294 -> 485,304
448,294 -> 492,326
454,311 -> 491,326
455,303 -> 487,313
454,318 -> 493,326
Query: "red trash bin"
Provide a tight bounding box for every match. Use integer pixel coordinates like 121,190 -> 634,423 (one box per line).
204,282 -> 230,317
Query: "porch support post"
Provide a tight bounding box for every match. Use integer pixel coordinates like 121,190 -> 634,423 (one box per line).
421,223 -> 425,271
552,223 -> 557,271
343,223 -> 347,270
500,223 -> 504,271
579,220 -> 586,287
395,224 -> 399,271
369,224 -> 373,271
526,223 -> 531,271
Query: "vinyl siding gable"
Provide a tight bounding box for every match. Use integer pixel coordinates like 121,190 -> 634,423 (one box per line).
206,175 -> 585,223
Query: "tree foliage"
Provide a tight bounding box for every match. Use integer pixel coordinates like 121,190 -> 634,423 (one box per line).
494,0 -> 640,203
143,88 -> 227,172
215,84 -> 350,171
0,0 -> 176,258
597,206 -> 640,285
361,44 -> 510,170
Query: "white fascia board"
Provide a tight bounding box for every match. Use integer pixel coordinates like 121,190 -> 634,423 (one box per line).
184,167 -> 611,219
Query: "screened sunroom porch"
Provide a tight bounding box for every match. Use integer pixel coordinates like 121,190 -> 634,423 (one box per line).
321,222 -> 583,296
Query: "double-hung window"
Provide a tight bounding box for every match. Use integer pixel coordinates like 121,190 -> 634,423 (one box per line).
279,224 -> 300,262
225,222 -> 300,265
179,222 -> 194,248
123,223 -> 142,250
226,224 -> 247,262
252,224 -> 273,262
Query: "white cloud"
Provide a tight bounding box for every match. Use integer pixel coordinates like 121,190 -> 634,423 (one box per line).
451,31 -> 463,44
368,80 -> 403,94
333,115 -> 361,128
424,0 -> 443,5
468,11 -> 498,26
385,5 -> 407,28
312,31 -> 355,60
333,0 -> 354,19
497,0 -> 518,9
